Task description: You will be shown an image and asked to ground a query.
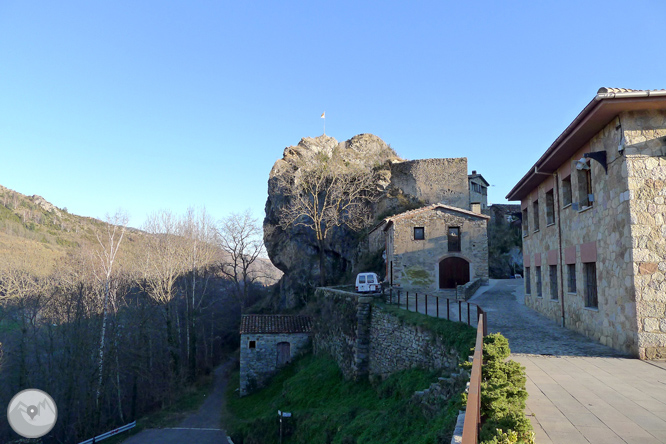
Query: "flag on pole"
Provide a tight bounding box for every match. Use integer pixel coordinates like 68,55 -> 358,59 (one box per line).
321,112 -> 325,118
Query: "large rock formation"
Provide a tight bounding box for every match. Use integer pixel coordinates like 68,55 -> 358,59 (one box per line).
264,134 -> 469,307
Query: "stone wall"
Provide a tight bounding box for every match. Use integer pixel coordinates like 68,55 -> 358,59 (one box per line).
521,110 -> 666,358
313,287 -> 464,380
239,332 -> 310,396
387,207 -> 489,295
390,158 -> 470,210
623,109 -> 666,359
369,306 -> 462,377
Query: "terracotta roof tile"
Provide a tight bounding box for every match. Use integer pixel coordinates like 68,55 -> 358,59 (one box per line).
598,87 -> 666,94
382,203 -> 489,230
240,314 -> 313,334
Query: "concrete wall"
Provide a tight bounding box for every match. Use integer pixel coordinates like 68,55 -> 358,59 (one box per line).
386,207 -> 488,295
521,110 -> 666,358
390,158 -> 470,210
240,332 -> 310,395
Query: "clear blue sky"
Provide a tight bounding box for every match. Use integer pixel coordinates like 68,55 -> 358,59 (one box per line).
2,0 -> 665,229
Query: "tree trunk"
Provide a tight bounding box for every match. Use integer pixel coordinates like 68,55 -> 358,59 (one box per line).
318,239 -> 326,286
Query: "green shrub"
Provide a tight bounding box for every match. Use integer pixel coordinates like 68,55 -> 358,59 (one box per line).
478,333 -> 533,444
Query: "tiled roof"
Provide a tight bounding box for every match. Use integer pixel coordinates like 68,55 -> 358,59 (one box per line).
382,203 -> 489,230
598,87 -> 666,94
240,314 -> 313,334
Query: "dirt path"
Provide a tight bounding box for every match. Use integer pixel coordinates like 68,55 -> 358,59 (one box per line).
122,359 -> 234,444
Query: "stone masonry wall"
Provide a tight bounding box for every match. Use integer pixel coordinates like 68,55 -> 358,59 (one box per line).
522,117 -> 638,355
622,109 -> 666,359
390,158 -> 470,210
314,287 -> 464,380
369,306 -> 462,377
240,332 -> 310,396
388,207 -> 488,295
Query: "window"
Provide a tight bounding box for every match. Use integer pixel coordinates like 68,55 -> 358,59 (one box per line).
249,340 -> 256,349
522,209 -> 529,236
550,265 -> 558,300
448,227 -> 461,252
567,264 -> 576,293
584,262 -> 598,308
533,200 -> 540,231
414,227 -> 424,240
562,176 -> 572,207
546,190 -> 555,225
525,267 -> 531,294
577,166 -> 593,208
536,266 -> 542,297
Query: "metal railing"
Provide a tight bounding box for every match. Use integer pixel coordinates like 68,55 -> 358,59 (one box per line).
462,312 -> 485,444
78,421 -> 136,444
385,288 -> 487,333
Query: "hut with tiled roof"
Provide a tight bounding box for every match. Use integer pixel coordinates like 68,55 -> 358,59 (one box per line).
239,314 -> 313,396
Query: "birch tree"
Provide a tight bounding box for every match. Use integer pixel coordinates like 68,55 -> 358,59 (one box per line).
277,153 -> 378,286
92,211 -> 128,411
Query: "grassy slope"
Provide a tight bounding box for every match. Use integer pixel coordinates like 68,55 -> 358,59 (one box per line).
226,350 -> 473,443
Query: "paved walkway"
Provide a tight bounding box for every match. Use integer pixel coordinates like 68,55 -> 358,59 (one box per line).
122,360 -> 233,444
469,280 -> 666,444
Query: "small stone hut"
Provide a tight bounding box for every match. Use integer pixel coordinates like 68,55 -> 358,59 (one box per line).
239,314 -> 312,396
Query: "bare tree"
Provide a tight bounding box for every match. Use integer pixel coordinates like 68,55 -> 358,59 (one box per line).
276,153 -> 378,285
218,210 -> 264,310
92,211 -> 128,412
141,210 -> 188,379
180,207 -> 218,381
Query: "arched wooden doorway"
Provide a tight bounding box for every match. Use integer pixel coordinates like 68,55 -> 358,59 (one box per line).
439,257 -> 470,289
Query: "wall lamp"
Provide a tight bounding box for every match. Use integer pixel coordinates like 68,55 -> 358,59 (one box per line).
575,151 -> 607,174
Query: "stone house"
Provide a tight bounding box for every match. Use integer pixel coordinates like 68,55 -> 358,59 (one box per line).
239,314 -> 312,396
381,203 -> 489,295
507,87 -> 666,359
468,170 -> 489,210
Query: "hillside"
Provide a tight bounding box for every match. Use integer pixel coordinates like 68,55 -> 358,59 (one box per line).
0,184 -> 281,282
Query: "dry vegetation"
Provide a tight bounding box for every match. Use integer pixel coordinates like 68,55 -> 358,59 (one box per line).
0,185 -> 279,443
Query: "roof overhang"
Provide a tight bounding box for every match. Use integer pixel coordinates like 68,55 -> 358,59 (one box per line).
506,89 -> 666,201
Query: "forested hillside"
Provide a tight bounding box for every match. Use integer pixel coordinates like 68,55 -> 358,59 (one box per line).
0,184 -> 279,443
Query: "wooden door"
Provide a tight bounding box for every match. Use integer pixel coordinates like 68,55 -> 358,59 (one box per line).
439,257 -> 470,289
277,342 -> 291,366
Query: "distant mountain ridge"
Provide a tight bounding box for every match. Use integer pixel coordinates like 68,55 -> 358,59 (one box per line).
0,184 -> 281,283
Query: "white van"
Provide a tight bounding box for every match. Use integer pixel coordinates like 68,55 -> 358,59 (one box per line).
355,272 -> 380,293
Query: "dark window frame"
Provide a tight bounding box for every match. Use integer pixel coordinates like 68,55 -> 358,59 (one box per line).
567,263 -> 576,293
549,265 -> 558,300
249,340 -> 256,349
546,190 -> 555,225
562,176 -> 572,207
414,227 -> 425,240
533,200 -> 540,231
525,267 -> 531,294
584,262 -> 598,308
536,266 -> 542,297
448,227 -> 461,252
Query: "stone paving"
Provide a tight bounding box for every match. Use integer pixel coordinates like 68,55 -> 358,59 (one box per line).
469,279 -> 666,444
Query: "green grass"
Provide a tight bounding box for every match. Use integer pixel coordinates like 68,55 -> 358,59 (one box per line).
225,354 -> 465,444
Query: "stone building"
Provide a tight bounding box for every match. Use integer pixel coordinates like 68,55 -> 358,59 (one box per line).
381,203 -> 489,295
239,314 -> 312,396
468,170 -> 489,210
507,87 -> 666,359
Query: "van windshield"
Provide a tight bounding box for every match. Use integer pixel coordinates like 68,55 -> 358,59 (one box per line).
358,276 -> 366,283
367,275 -> 375,283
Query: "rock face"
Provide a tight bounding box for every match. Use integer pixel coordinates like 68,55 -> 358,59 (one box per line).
264,134 -> 469,307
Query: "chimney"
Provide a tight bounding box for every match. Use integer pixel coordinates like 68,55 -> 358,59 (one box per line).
472,170 -> 477,175
471,203 -> 481,214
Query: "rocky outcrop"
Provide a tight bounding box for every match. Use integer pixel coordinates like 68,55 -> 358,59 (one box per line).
264,134 -> 470,308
